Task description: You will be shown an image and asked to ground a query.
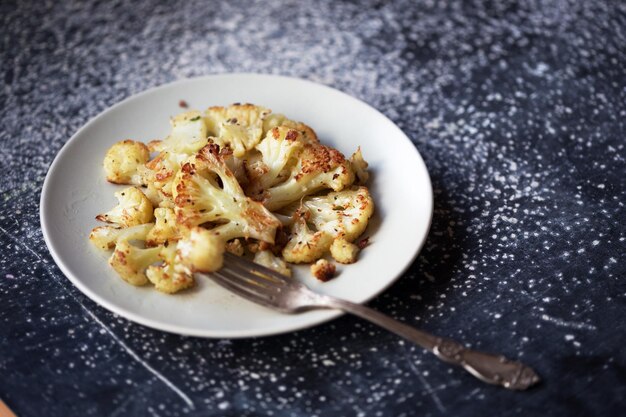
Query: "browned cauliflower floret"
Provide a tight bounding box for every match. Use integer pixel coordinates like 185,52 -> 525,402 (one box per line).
225,239 -> 245,256
330,237 -> 360,264
245,127 -> 305,198
176,227 -> 225,273
140,183 -> 169,208
89,223 -> 154,250
262,143 -> 355,211
262,113 -> 319,144
253,250 -> 292,277
109,241 -> 161,286
282,210 -> 333,264
96,187 -> 154,227
286,186 -> 374,242
146,244 -> 194,293
140,150 -> 191,202
136,111 -> 208,205
103,140 -> 150,185
310,259 -> 336,282
145,208 -> 180,247
205,104 -> 271,157
173,144 -> 281,244
349,146 -> 370,184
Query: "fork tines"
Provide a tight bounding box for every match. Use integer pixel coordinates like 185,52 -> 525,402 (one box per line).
203,253 -> 291,307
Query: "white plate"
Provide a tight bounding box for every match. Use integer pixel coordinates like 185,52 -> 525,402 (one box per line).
40,74 -> 433,338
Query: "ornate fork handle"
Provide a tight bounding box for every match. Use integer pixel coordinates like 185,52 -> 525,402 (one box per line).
324,297 -> 540,390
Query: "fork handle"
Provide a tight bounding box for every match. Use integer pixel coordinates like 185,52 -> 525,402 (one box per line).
324,297 -> 540,390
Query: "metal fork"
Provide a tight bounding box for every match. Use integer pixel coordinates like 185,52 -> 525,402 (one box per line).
196,252 -> 540,390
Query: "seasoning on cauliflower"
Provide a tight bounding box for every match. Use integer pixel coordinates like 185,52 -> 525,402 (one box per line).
145,208 -> 180,247
176,227 -> 225,272
245,127 -> 305,198
350,146 -> 370,184
151,111 -> 209,154
262,113 -> 319,144
91,104 -> 377,295
89,223 -> 154,250
109,241 -> 161,286
103,140 -> 150,185
282,210 -> 333,264
96,186 -> 154,227
205,103 -> 271,157
225,239 -> 245,256
253,250 -> 292,277
262,143 -> 355,211
146,244 -> 194,293
330,237 -> 360,264
173,144 -> 281,244
310,259 -> 336,282
140,150 -> 191,201
289,186 -> 374,242
140,183 -> 168,208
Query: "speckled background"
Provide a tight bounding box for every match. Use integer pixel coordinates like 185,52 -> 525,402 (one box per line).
1,0 -> 625,416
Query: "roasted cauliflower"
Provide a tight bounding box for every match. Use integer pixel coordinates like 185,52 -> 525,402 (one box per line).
205,104 -> 270,157
91,103 -> 375,293
96,187 -> 154,227
282,210 -> 333,264
109,241 -> 161,286
176,227 -> 225,273
254,250 -> 292,277
152,111 -> 209,154
145,208 -> 180,246
262,113 -> 319,144
146,244 -> 194,293
103,140 -> 150,184
330,237 -> 360,264
310,259 -> 336,282
89,223 -> 154,250
173,144 -> 281,243
350,147 -> 370,184
140,150 -> 191,202
290,186 -> 374,242
263,142 -> 355,211
245,126 -> 305,198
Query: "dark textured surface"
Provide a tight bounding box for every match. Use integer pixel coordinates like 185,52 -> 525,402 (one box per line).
1,0 -> 625,416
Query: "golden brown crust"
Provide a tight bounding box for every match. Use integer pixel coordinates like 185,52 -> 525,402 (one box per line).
297,144 -> 347,179
311,259 -> 336,282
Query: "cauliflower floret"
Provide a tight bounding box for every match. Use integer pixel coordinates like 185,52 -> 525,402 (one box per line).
286,186 -> 374,242
103,140 -> 150,184
141,150 -> 191,201
245,127 -> 305,198
109,241 -> 161,286
310,259 -> 336,282
96,187 -> 154,227
330,237 -> 360,264
204,104 -> 271,157
173,144 -> 281,244
350,146 -> 370,184
262,143 -> 355,211
253,250 -> 292,277
146,244 -> 194,293
89,223 -> 154,250
282,211 -> 333,264
151,111 -> 209,154
221,147 -> 249,186
140,183 -> 168,207
145,208 -> 180,246
176,227 -> 225,272
262,114 -> 319,144
225,239 -> 245,256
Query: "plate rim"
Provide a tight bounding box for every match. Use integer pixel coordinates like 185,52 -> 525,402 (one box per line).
39,73 -> 433,338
